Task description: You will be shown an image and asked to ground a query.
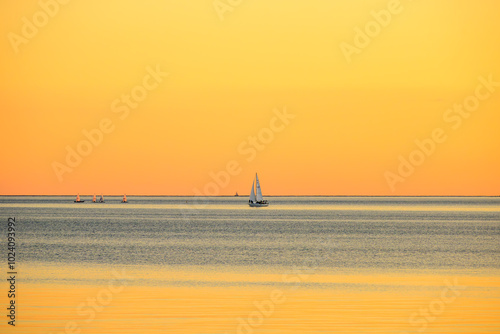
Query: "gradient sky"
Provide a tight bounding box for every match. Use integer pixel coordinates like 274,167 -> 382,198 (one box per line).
1,0 -> 499,196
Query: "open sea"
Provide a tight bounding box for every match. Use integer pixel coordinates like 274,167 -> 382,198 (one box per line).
1,196 -> 499,333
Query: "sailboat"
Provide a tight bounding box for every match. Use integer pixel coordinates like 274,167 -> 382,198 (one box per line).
122,194 -> 127,203
92,194 -> 96,203
98,194 -> 105,203
248,173 -> 269,207
74,194 -> 84,203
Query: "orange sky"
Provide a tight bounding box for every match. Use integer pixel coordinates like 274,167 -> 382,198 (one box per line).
1,0 -> 499,196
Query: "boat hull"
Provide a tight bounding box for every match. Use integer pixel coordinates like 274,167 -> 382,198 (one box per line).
249,202 -> 269,207
74,201 -> 84,203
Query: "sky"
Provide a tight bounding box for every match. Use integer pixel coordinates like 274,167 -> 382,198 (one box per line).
1,0 -> 499,196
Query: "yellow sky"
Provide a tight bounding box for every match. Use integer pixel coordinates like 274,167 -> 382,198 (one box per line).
1,0 -> 499,195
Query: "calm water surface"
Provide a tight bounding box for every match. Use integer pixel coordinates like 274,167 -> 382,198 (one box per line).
1,196 -> 499,333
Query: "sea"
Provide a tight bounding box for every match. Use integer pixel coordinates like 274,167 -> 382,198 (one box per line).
0,196 -> 499,333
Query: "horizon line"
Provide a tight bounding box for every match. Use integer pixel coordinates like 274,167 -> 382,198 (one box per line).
0,194 -> 498,197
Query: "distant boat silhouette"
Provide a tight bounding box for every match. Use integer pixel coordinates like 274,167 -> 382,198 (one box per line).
248,173 -> 269,207
74,194 -> 84,203
92,194 -> 96,203
98,194 -> 105,203
235,192 -> 239,197
122,194 -> 127,203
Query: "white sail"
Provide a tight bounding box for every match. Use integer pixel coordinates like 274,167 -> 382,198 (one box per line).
255,174 -> 263,202
249,180 -> 256,202
248,173 -> 269,207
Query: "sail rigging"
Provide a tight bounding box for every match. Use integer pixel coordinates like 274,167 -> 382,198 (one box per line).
248,173 -> 269,207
